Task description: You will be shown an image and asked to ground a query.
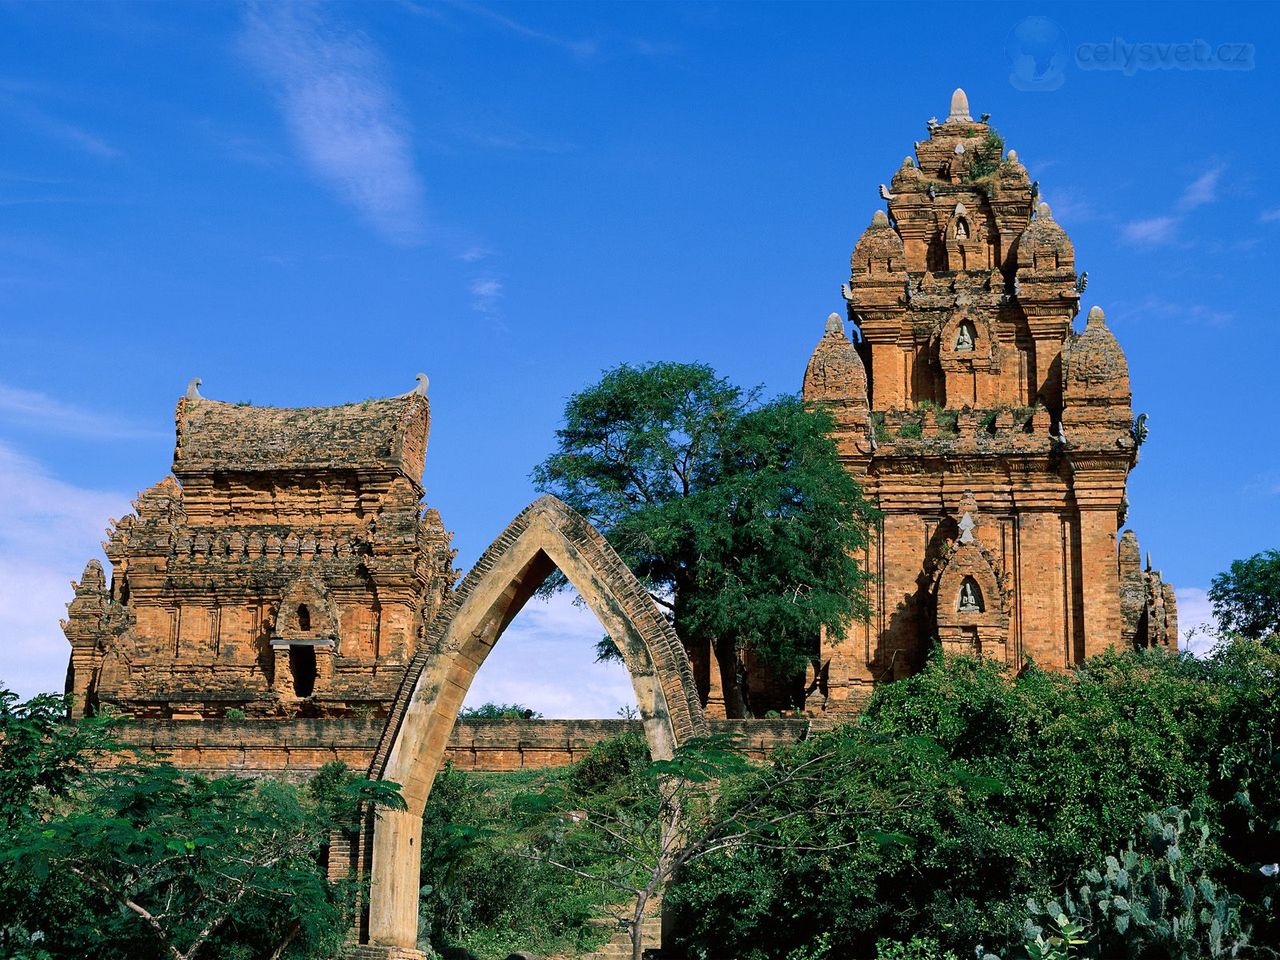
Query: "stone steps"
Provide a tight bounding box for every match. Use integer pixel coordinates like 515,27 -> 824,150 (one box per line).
562,897 -> 662,960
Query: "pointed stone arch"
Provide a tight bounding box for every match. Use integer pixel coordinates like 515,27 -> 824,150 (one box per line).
360,495 -> 707,952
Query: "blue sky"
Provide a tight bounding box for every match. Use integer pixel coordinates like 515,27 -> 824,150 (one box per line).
1,2 -> 1276,711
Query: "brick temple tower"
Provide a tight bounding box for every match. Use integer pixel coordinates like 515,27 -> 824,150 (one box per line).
63,380 -> 457,724
802,89 -> 1176,712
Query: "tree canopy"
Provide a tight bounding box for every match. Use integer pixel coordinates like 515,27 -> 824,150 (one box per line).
532,361 -> 876,715
1209,548 -> 1280,644
0,689 -> 401,960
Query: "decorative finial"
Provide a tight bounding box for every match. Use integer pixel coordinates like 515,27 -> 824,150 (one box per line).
411,372 -> 430,397
1087,305 -> 1106,325
954,202 -> 967,215
871,209 -> 890,226
902,156 -> 915,167
1146,551 -> 1153,573
958,511 -> 976,545
825,312 -> 843,335
1132,412 -> 1149,446
879,184 -> 896,201
1006,149 -> 1018,163
185,377 -> 202,401
954,142 -> 966,155
949,88 -> 971,122
1036,201 -> 1052,220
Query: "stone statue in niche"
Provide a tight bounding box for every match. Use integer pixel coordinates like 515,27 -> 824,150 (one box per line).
955,321 -> 976,352
959,577 -> 983,612
955,218 -> 969,240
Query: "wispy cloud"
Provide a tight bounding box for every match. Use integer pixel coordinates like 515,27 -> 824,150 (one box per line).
1123,167 -> 1227,247
1122,216 -> 1179,246
0,382 -> 162,440
1178,166 -> 1224,210
1040,187 -> 1101,224
0,93 -> 122,160
1109,295 -> 1232,327
0,440 -> 130,699
462,591 -> 637,718
241,4 -> 426,245
1260,208 -> 1280,224
469,275 -> 504,316
442,0 -> 597,58
459,245 -> 491,263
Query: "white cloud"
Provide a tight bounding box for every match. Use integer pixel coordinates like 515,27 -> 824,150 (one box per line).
1179,166 -> 1224,210
1176,586 -> 1220,658
461,591 -> 638,718
1260,208 -> 1280,224
0,381 -> 163,439
0,97 -> 123,160
469,275 -> 504,316
241,4 -> 426,245
443,1 -> 597,59
1122,216 -> 1179,246
0,441 -> 130,699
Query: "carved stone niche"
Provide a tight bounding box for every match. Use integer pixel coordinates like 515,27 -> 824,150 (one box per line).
269,575 -> 340,699
938,308 -> 998,373
943,202 -> 990,272
932,533 -> 1012,664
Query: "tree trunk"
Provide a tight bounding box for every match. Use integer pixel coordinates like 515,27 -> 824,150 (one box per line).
716,637 -> 750,718
630,889 -> 649,960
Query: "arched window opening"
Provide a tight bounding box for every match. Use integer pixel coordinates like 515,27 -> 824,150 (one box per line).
289,644 -> 317,697
297,604 -> 311,632
958,576 -> 984,613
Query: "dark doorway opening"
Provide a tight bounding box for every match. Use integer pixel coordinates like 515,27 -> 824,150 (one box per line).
289,644 -> 317,697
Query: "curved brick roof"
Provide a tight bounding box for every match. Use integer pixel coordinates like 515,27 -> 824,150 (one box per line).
1063,306 -> 1130,396
803,314 -> 868,404
172,394 -> 430,479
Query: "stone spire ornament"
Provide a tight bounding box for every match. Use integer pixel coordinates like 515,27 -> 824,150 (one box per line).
410,373 -> 429,397
185,377 -> 202,400
949,87 -> 972,122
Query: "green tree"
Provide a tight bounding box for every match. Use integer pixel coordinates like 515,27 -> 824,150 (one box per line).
457,702 -> 542,720
0,687 -> 402,960
666,649 -> 1268,959
1209,548 -> 1280,644
532,361 -> 876,716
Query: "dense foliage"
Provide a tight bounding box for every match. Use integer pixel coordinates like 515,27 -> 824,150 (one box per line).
457,702 -> 542,719
0,690 -> 400,960
667,641 -> 1280,959
532,361 -> 876,715
1210,548 -> 1280,644
417,732 -> 655,958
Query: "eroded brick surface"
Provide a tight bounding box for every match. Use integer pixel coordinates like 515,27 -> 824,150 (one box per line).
802,90 -> 1176,713
63,389 -> 459,771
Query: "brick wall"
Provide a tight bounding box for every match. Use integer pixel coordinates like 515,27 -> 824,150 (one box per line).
112,717 -> 810,780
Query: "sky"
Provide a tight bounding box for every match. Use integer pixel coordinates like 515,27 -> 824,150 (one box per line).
1,2 -> 1276,713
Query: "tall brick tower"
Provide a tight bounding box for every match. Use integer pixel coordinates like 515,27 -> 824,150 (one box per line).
63,381 -> 457,725
802,90 -> 1176,712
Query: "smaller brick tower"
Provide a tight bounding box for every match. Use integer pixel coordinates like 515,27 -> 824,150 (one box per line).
63,380 -> 457,727
802,90 -> 1177,712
